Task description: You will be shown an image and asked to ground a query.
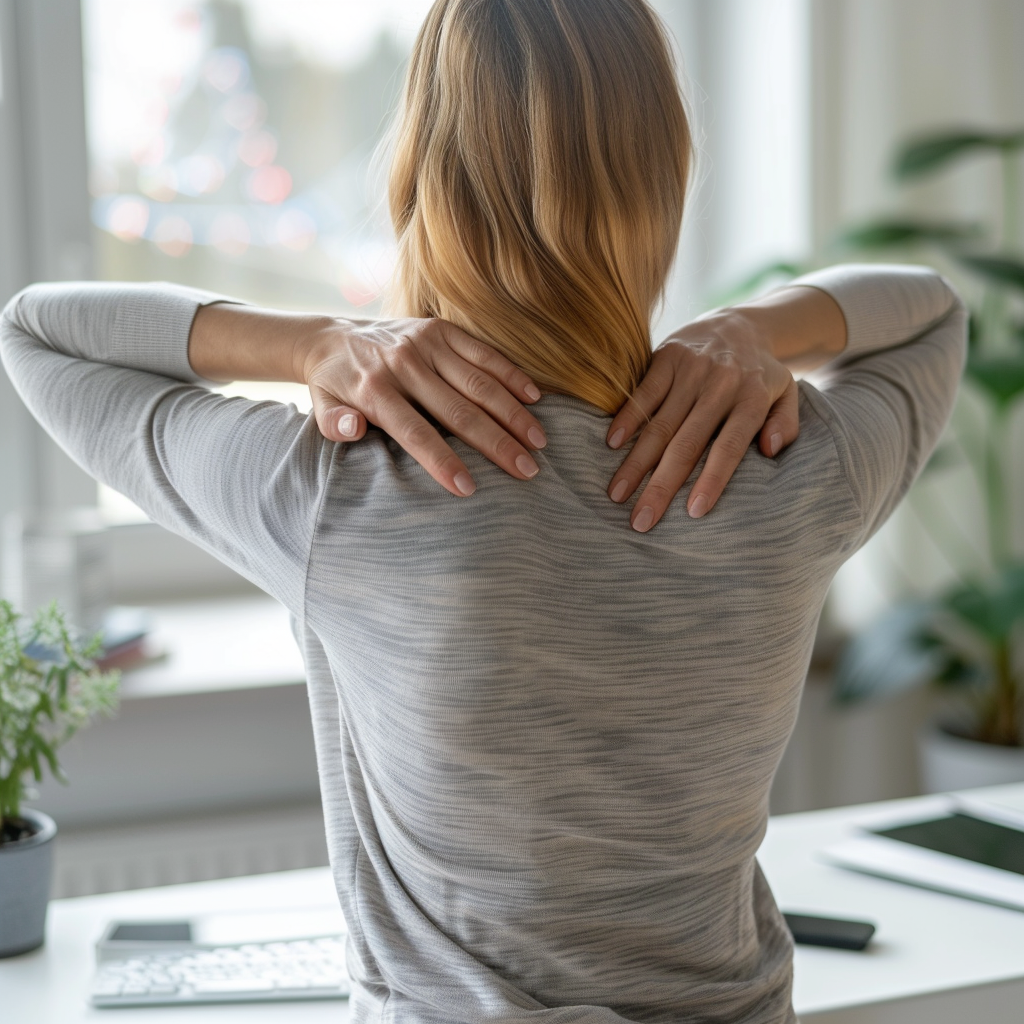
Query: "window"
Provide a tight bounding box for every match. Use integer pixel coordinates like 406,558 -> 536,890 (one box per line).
84,0 -> 434,310
82,0 -> 435,521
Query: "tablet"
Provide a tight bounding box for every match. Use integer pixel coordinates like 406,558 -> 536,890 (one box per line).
872,812 -> 1024,875
820,798 -> 1024,912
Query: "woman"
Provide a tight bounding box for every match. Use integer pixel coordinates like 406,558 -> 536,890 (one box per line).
1,1 -> 965,1021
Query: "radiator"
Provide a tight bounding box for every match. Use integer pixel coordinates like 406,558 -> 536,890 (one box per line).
51,802 -> 330,898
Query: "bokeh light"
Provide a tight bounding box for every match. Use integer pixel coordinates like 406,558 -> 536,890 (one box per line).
152,214 -> 193,257
83,0 -> 423,312
208,211 -> 250,255
107,196 -> 150,242
247,165 -> 292,204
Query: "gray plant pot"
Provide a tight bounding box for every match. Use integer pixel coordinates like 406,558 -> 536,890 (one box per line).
0,808 -> 56,958
918,724 -> 1024,794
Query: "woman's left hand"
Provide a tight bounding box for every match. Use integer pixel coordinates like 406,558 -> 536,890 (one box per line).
605,309 -> 800,532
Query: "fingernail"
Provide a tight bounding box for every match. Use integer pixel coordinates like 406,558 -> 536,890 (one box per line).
525,383 -> 542,401
528,426 -> 547,449
632,506 -> 655,533
770,432 -> 782,457
610,479 -> 629,503
608,427 -> 625,449
688,494 -> 708,519
515,454 -> 539,478
454,472 -> 476,496
339,413 -> 358,437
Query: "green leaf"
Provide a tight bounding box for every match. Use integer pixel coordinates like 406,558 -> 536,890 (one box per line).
32,734 -> 60,777
834,219 -> 981,251
964,353 -> 1024,408
967,310 -> 983,351
942,565 -> 1024,645
930,651 -> 986,689
956,254 -> 1024,293
894,129 -> 1024,180
832,602 -> 944,704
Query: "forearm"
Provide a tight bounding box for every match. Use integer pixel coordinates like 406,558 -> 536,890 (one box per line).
692,264 -> 961,377
187,302 -> 349,385
731,285 -> 848,371
695,285 -> 848,374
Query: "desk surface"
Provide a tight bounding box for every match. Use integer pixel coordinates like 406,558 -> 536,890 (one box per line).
5,784 -> 1024,1024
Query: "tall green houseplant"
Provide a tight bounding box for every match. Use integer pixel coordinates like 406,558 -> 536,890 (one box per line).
826,128 -> 1024,748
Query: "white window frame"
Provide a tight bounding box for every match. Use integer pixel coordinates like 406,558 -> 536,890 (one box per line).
0,0 -> 254,602
0,0 -> 96,520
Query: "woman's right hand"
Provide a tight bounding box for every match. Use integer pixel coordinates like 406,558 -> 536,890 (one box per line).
604,307 -> 801,531
302,316 -> 548,499
603,284 -> 847,532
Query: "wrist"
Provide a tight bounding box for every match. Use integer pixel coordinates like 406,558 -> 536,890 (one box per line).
667,305 -> 772,358
293,316 -> 348,384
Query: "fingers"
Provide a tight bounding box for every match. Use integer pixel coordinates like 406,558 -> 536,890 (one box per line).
441,322 -> 543,405
622,390 -> 743,531
607,382 -> 701,507
311,386 -> 367,442
679,401 -> 766,520
432,345 -> 548,453
394,341 -> 541,481
758,379 -> 800,457
605,351 -> 675,449
370,388 -> 479,498
370,348 -> 541,487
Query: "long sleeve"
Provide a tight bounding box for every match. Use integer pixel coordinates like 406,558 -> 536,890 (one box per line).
791,263 -> 968,544
0,281 -> 333,616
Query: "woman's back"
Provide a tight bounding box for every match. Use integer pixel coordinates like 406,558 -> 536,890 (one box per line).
304,391 -> 841,1019
287,265 -> 963,1022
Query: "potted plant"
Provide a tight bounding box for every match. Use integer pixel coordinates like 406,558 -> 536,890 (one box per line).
728,127 -> 1024,792
0,599 -> 119,957
828,128 -> 1024,791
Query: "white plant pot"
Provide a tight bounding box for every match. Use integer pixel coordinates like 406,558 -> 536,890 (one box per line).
918,723 -> 1024,794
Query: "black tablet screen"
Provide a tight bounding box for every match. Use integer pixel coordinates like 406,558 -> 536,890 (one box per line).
872,813 -> 1024,875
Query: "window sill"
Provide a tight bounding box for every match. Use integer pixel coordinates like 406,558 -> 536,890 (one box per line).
119,594 -> 305,700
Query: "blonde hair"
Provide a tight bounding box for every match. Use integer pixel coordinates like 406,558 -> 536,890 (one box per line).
388,0 -> 692,414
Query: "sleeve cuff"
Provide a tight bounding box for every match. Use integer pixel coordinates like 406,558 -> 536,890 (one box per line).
790,263 -> 959,362
111,282 -> 245,384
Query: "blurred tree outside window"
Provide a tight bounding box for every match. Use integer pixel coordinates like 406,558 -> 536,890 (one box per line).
82,0 -> 434,521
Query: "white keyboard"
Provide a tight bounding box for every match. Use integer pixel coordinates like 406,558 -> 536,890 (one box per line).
89,936 -> 350,1007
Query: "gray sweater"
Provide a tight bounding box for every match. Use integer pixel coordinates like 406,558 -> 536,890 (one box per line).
1,265 -> 966,1023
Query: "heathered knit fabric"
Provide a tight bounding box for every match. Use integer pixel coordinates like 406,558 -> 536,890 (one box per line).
1,265 -> 966,1022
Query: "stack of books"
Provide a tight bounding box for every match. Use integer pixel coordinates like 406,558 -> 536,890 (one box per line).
93,607 -> 163,672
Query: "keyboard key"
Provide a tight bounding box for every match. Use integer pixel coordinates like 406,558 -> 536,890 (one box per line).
191,977 -> 276,995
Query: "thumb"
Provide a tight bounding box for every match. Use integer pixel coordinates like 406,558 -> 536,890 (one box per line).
759,378 -> 799,457
311,386 -> 367,443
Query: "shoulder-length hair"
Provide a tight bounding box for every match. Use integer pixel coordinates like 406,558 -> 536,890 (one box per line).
388,0 -> 692,413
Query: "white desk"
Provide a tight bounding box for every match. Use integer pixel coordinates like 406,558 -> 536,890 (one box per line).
5,784 -> 1024,1023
